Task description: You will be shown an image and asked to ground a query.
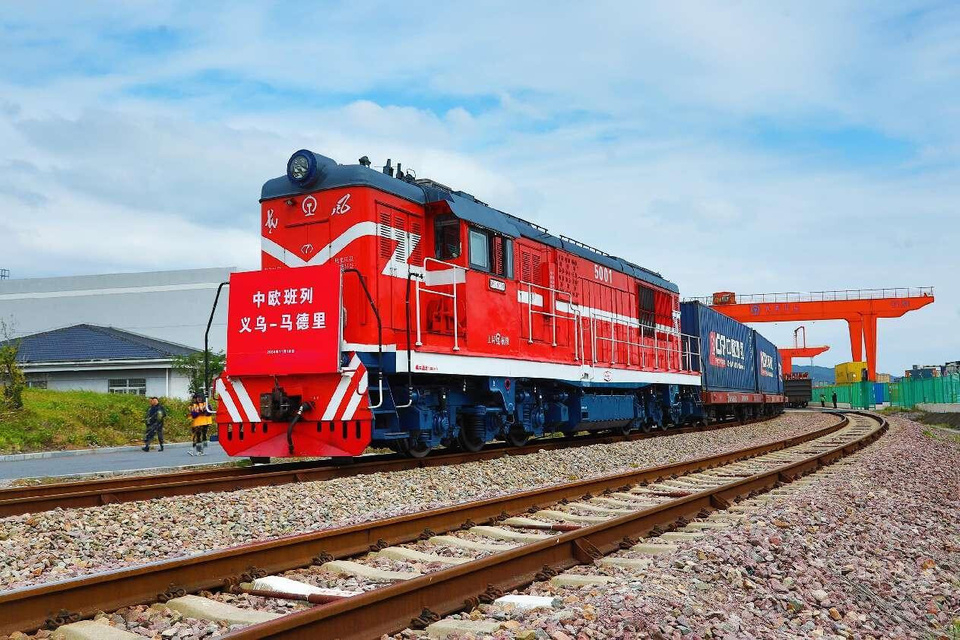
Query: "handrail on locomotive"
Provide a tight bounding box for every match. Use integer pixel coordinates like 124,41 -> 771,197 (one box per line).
414,256 -> 467,351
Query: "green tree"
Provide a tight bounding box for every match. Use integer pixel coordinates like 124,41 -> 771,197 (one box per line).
0,320 -> 25,410
172,350 -> 225,397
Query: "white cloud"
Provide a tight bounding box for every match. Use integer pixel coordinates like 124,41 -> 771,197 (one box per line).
0,1 -> 957,374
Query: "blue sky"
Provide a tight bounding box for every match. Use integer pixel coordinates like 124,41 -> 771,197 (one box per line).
0,1 -> 958,374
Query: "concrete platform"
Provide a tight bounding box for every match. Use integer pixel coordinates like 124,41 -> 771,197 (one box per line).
0,444 -> 231,481
52,620 -> 142,640
429,535 -> 515,552
376,546 -> 471,565
550,573 -> 616,587
321,559 -> 421,581
162,594 -> 282,624
426,619 -> 501,639
469,525 -> 551,543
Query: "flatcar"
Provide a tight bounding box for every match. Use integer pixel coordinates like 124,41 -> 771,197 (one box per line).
212,150 -> 782,460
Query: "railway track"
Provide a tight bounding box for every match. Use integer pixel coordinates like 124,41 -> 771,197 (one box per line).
0,414 -> 778,518
0,411 -> 885,638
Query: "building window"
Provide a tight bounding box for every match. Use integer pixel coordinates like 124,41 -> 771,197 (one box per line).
108,378 -> 147,396
468,226 -> 513,278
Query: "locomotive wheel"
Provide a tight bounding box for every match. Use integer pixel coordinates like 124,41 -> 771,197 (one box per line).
505,427 -> 529,447
639,421 -> 652,434
457,428 -> 485,453
397,438 -> 432,459
249,456 -> 271,465
617,422 -> 634,436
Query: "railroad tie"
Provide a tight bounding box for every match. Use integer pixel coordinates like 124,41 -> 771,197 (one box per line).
550,574 -> 616,587
160,594 -> 283,625
51,621 -> 143,640
428,535 -> 516,552
320,560 -> 422,581
375,546 -> 472,565
469,526 -> 553,543
567,501 -> 635,514
535,509 -> 609,524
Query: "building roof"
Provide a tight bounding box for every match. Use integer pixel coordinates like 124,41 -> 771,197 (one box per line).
6,324 -> 198,364
260,151 -> 679,293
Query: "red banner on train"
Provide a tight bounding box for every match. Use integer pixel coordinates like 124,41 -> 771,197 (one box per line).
226,264 -> 341,375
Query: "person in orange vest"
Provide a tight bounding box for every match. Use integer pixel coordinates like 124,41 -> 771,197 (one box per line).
189,394 -> 213,456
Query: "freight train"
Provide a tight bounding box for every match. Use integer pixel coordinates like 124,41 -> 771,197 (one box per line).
211,150 -> 784,460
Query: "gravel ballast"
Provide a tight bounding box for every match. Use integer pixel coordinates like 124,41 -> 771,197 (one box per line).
393,414 -> 959,639
0,412 -> 835,592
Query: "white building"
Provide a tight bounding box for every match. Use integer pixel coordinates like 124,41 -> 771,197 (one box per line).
8,324 -> 199,398
0,267 -> 236,352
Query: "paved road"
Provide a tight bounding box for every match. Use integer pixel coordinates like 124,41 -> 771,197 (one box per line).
0,443 -> 232,481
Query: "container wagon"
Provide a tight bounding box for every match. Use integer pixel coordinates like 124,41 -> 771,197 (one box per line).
679,301 -> 785,422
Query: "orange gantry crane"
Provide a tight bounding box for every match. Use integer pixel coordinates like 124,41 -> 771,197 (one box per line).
702,288 -> 934,381
778,326 -> 829,376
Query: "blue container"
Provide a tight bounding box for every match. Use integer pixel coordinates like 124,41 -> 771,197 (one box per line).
680,302 -> 757,393
754,330 -> 783,394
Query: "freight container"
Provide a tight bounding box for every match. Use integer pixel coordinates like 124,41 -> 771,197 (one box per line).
784,376 -> 812,407
835,361 -> 867,384
754,330 -> 783,394
680,302 -> 757,393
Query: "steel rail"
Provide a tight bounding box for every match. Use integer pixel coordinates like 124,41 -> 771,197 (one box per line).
225,412 -> 886,640
0,412 -> 848,635
0,415 -> 778,517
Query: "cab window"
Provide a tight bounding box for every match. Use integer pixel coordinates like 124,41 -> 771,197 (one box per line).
468,226 -> 513,278
468,229 -> 490,271
434,214 -> 461,260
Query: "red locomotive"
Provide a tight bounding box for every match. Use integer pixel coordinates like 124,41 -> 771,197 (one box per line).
212,150 -> 780,461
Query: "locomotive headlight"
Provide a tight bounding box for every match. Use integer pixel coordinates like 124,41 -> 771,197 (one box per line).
290,155 -> 310,180
286,149 -> 318,187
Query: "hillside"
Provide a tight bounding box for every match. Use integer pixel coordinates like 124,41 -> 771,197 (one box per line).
792,365 -> 835,385
0,389 -> 194,453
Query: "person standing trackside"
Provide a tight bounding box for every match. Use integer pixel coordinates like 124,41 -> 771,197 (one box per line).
832,392 -> 838,409
820,393 -> 826,408
143,397 -> 166,451
189,394 -> 213,456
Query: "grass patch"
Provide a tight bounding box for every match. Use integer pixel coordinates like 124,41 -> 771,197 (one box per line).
0,388 -> 197,453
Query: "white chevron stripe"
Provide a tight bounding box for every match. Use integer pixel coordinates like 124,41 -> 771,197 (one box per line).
261,221 -> 422,280
341,374 -> 369,420
231,378 -> 261,422
322,355 -> 361,420
215,379 -> 242,422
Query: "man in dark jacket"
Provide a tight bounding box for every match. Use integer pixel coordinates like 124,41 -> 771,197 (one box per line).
143,397 -> 166,451
831,392 -> 838,409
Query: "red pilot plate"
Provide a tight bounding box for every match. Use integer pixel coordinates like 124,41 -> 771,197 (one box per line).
227,263 -> 341,375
